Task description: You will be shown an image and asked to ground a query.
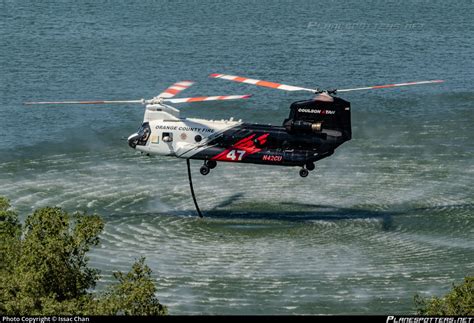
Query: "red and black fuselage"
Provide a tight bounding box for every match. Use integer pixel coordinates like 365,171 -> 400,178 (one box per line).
192,94 -> 352,167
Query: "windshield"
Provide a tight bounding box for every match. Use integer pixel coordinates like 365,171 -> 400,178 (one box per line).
129,122 -> 151,148
137,122 -> 151,142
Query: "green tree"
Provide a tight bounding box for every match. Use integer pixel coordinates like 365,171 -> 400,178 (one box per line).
0,198 -> 167,316
99,257 -> 168,315
414,276 -> 473,315
0,197 -> 22,314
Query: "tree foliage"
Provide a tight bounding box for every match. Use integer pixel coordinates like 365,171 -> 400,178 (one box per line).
99,258 -> 168,315
414,276 -> 473,315
0,197 -> 167,315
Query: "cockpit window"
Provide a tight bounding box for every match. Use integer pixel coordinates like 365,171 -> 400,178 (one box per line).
137,122 -> 151,145
128,122 -> 152,148
162,132 -> 173,142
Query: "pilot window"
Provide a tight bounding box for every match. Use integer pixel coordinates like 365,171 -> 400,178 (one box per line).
162,132 -> 173,142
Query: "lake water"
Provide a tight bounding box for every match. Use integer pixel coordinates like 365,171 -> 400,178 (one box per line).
0,0 -> 473,314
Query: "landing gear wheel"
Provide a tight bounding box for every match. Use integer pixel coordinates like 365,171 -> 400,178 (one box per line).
299,168 -> 309,178
200,165 -> 210,176
306,162 -> 315,171
205,160 -> 217,169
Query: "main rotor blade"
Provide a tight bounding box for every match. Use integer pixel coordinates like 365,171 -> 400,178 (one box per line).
163,94 -> 252,104
210,73 -> 316,92
337,80 -> 444,93
156,81 -> 194,99
24,99 -> 145,105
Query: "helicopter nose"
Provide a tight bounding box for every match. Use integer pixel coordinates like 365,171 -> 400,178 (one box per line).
127,132 -> 140,149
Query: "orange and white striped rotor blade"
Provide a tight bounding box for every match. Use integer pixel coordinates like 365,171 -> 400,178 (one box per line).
337,80 -> 444,93
157,81 -> 195,99
24,99 -> 145,105
163,94 -> 252,104
210,73 -> 316,93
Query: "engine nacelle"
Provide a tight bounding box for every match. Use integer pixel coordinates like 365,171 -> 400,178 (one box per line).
283,93 -> 351,140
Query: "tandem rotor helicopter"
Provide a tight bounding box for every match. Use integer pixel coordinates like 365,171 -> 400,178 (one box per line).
26,74 -> 443,216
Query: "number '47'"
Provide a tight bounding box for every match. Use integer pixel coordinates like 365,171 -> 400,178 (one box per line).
226,149 -> 246,161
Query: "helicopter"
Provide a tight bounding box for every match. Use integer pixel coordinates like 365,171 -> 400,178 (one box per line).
25,75 -> 444,217
26,75 -> 444,178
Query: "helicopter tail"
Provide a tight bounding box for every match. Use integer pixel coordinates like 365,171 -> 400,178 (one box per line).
283,93 -> 352,141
